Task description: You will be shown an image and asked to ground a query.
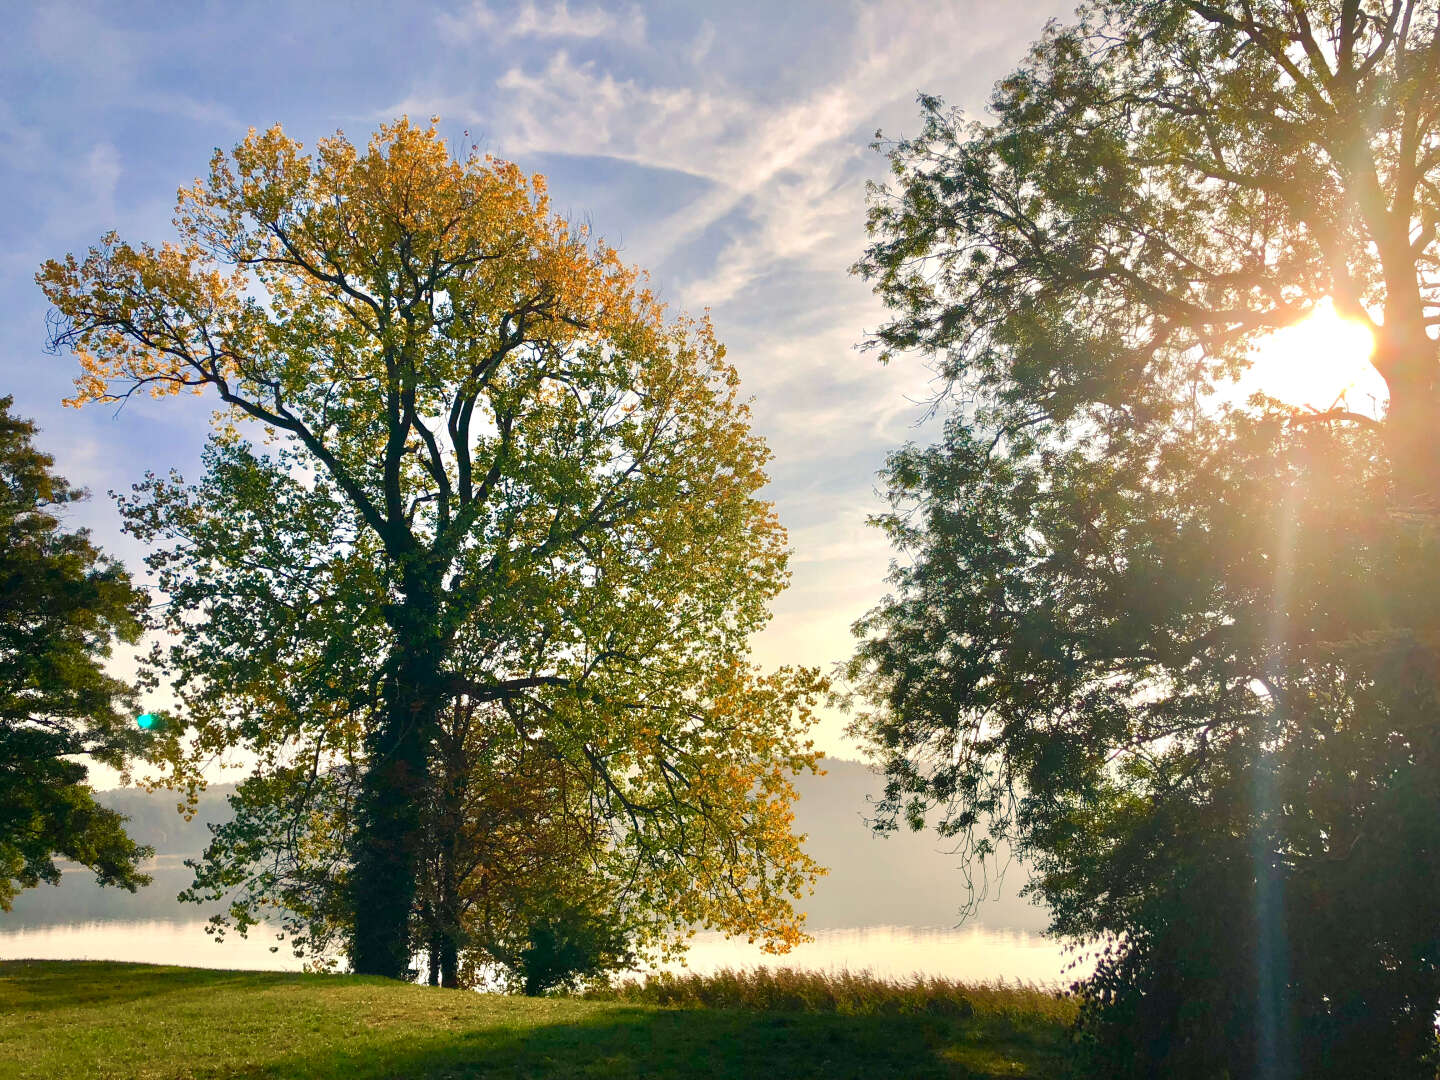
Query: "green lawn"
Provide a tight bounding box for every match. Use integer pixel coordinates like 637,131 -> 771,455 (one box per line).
0,960 -> 1074,1079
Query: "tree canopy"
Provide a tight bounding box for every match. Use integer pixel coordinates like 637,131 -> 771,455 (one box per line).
850,3 -> 1440,1075
0,396 -> 153,909
41,118 -> 824,978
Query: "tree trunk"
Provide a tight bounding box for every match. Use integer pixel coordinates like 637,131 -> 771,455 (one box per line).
438,783 -> 463,989
1383,377 -> 1440,511
1373,315 -> 1440,510
350,702 -> 430,977
440,934 -> 460,989
350,580 -> 446,979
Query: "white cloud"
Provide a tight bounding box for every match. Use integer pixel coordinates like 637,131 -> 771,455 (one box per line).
439,1 -> 645,45
465,1 -> 1052,307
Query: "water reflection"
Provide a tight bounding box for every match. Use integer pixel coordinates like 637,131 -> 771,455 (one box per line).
0,919 -> 1083,987
675,924 -> 1083,986
0,920 -> 308,971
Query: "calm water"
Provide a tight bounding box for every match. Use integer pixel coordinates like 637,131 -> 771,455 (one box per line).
3,764 -> 1083,986
0,919 -> 1083,987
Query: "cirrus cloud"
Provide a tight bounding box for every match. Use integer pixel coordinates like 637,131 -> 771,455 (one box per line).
438,1 -> 646,45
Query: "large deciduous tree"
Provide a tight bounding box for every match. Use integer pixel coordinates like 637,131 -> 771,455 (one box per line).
850,3 -> 1440,1075
0,396 -> 153,909
41,119 -> 824,978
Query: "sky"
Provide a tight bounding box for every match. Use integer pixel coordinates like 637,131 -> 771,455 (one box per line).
1,0 -> 1078,758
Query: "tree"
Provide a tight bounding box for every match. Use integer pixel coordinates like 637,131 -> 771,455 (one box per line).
861,1 -> 1439,503
42,118 -> 825,977
0,395 -> 153,909
849,3 -> 1440,1075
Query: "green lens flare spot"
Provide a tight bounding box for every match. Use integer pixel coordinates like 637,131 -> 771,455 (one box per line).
137,713 -> 156,730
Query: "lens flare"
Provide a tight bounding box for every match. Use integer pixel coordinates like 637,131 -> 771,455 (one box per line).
136,713 -> 156,730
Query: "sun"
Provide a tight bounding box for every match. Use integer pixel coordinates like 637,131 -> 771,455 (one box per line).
1241,298 -> 1387,415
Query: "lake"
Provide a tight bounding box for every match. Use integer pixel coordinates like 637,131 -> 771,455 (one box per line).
0,918 -> 1083,987
0,761 -> 1087,986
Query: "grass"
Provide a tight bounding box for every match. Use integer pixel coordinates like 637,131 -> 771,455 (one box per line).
0,960 -> 1076,1079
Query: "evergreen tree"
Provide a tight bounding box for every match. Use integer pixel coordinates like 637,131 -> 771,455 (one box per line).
0,396 -> 152,909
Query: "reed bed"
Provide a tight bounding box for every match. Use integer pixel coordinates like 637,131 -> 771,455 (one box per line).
586,966 -> 1077,1024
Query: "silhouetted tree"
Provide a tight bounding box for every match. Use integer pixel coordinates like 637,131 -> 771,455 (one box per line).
850,4 -> 1440,1076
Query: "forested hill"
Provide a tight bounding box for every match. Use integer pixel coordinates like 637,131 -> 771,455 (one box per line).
90,785 -> 237,857
1,760 -> 1047,934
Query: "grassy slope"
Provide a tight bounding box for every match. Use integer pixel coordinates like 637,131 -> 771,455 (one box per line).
0,961 -> 1074,1079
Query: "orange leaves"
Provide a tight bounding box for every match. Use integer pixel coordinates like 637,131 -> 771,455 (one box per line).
604,658 -> 829,954
41,117 -> 675,416
181,123 -> 314,253
38,233 -> 250,407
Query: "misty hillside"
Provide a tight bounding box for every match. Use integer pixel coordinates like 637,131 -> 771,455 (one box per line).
0,759 -> 1047,934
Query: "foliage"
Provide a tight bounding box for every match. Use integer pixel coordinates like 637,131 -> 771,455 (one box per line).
178,762 -> 357,967
860,1 -> 1440,500
40,118 -> 824,977
0,960 -> 1076,1079
417,704 -> 622,990
0,396 -> 153,909
850,3 -> 1440,1076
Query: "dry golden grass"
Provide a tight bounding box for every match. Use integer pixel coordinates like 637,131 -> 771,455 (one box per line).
586,965 -> 1077,1023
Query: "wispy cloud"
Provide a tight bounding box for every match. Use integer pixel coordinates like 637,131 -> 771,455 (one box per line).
23,4 -> 238,130
0,102 -> 49,175
438,1 -> 646,45
464,2 -> 1043,310
687,20 -> 716,66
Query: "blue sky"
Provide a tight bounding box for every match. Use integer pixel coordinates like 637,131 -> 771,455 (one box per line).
1,0 -> 1073,756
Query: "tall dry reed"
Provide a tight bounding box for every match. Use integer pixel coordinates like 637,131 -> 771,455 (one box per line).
585,966 -> 1076,1024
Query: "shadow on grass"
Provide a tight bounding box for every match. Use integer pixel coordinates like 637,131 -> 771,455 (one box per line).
1,962 -> 1070,1078
0,960 -> 311,1015
257,1004 -> 1059,1080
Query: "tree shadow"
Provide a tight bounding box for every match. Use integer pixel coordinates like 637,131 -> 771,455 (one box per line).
258,1004 -> 1057,1080
0,960 -> 305,1015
